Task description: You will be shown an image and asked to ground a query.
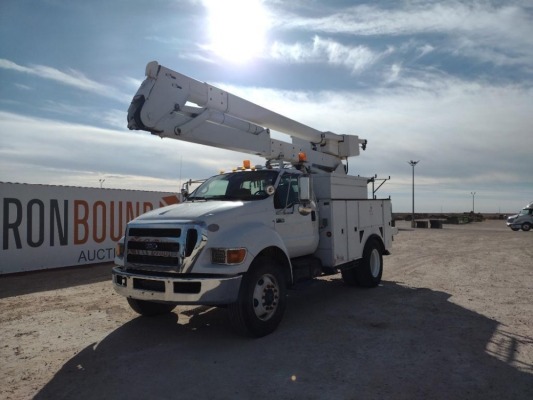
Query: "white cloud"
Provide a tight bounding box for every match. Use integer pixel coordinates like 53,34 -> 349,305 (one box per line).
275,1 -> 533,68
219,73 -> 532,212
270,36 -> 384,73
0,59 -> 130,103
0,111 -> 264,191
386,64 -> 402,83
14,83 -> 32,91
36,101 -> 128,131
417,44 -> 435,59
1,66 -> 532,212
101,109 -> 128,130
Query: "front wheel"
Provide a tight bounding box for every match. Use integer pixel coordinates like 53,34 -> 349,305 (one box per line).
127,298 -> 176,316
522,223 -> 532,232
228,257 -> 287,337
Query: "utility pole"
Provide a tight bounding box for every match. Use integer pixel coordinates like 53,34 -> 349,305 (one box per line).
471,192 -> 476,213
408,160 -> 419,228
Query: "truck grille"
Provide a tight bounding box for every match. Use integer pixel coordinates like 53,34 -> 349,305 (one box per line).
129,228 -> 180,237
125,225 -> 203,271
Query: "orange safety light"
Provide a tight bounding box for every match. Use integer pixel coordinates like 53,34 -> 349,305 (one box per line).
298,152 -> 307,162
243,160 -> 251,169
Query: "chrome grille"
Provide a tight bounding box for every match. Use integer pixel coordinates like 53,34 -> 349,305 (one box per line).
124,224 -> 204,272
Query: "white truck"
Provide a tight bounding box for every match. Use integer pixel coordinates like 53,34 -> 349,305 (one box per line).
112,61 -> 396,337
506,202 -> 533,231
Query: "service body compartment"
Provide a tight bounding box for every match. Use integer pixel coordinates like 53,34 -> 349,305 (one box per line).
315,199 -> 391,267
313,174 -> 368,199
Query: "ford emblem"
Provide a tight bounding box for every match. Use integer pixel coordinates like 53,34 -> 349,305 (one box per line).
145,243 -> 158,250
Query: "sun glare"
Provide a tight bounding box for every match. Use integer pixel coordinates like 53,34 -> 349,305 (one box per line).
203,0 -> 269,64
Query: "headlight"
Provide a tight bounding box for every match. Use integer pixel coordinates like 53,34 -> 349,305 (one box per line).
211,248 -> 247,265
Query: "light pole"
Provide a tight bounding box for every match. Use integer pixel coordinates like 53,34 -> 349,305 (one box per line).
408,160 -> 419,228
471,192 -> 476,213
99,179 -> 105,189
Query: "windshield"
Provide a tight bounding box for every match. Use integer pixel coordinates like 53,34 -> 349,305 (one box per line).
188,170 -> 279,201
518,209 -> 532,216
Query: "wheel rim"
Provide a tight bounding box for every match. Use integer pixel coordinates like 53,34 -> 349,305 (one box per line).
252,273 -> 280,321
369,248 -> 381,278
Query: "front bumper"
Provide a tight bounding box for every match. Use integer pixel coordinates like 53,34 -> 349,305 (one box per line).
112,267 -> 242,305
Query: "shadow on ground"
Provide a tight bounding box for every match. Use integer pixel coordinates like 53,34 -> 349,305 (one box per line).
35,279 -> 533,400
0,263 -> 113,299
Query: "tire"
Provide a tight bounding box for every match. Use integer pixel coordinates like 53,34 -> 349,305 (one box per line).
341,265 -> 359,286
127,298 -> 176,316
511,227 -> 520,231
228,257 -> 287,337
522,223 -> 532,232
353,239 -> 383,288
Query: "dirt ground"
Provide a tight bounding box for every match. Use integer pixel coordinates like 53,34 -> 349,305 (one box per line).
1,220 -> 532,400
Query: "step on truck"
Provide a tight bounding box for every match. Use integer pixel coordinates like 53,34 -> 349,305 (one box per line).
112,61 -> 397,337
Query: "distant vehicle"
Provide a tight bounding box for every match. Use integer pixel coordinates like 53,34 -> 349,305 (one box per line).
506,202 -> 533,231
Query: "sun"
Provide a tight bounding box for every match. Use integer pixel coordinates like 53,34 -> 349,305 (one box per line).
203,0 -> 269,64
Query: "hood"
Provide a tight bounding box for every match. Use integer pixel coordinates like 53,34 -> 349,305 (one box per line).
134,201 -> 244,222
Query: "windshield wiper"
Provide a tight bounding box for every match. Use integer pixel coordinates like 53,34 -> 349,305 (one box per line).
187,196 -> 206,201
188,195 -> 231,201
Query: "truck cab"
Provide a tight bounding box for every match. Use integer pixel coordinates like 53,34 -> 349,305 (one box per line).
506,202 -> 533,231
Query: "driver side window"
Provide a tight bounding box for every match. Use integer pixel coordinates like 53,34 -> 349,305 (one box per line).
274,174 -> 299,209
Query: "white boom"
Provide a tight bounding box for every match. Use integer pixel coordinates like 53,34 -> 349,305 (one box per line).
127,61 -> 367,173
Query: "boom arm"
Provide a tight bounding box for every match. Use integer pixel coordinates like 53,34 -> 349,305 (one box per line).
127,61 -> 367,173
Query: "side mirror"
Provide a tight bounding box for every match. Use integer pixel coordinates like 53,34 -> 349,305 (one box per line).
299,176 -> 311,202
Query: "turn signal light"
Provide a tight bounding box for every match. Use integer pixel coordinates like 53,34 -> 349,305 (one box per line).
227,248 -> 246,264
116,238 -> 125,258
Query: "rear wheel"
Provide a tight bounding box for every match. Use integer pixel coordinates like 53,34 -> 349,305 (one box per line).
228,257 -> 287,337
127,298 -> 176,316
342,239 -> 383,288
341,265 -> 359,286
357,240 -> 383,287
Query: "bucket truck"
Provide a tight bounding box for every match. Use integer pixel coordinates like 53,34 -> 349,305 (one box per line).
112,61 -> 397,337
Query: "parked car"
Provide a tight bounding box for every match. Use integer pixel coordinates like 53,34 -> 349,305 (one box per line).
506,202 -> 533,231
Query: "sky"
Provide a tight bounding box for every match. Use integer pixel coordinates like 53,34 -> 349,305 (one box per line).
1,0 -> 532,213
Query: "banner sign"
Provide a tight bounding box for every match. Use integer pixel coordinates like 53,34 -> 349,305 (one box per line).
1,183 -> 180,274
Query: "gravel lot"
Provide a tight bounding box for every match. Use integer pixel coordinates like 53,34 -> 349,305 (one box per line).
1,220 -> 532,399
